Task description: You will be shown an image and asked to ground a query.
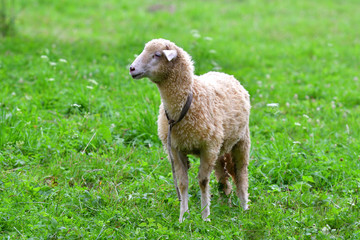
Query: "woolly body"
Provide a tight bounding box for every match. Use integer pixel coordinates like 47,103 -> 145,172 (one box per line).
130,39 -> 251,222
158,72 -> 250,156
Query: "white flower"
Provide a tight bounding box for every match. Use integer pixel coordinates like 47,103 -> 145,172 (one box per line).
25,95 -> 32,100
321,224 -> 331,234
88,79 -> 98,85
59,58 -> 68,63
204,36 -> 213,41
191,29 -> 201,38
47,78 -> 55,81
209,49 -> 216,54
71,104 -> 81,108
49,62 -> 57,66
193,32 -> 201,38
41,55 -> 49,59
11,92 -> 16,96
293,141 -> 301,144
86,86 -> 94,89
303,114 -> 310,119
267,103 -> 279,107
295,122 -> 301,126
331,101 -> 336,109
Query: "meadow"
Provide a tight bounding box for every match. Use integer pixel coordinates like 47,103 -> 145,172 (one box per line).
0,0 -> 360,239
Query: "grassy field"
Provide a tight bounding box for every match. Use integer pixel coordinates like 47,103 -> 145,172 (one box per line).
1,0 -> 360,239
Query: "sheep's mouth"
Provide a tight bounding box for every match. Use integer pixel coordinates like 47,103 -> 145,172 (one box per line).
131,72 -> 144,79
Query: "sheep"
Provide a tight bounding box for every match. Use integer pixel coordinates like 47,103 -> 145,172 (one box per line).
129,39 -> 251,222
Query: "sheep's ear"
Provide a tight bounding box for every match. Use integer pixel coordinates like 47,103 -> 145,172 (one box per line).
163,50 -> 177,61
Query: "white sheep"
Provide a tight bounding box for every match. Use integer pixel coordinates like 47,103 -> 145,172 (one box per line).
129,39 -> 251,222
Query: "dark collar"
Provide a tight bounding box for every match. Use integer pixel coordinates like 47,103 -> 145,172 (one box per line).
165,91 -> 193,126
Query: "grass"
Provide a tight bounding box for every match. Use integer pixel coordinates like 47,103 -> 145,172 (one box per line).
1,0 -> 360,238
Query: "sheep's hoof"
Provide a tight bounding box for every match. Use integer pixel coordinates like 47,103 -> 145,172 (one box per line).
242,204 -> 249,211
203,217 -> 211,222
179,210 -> 190,223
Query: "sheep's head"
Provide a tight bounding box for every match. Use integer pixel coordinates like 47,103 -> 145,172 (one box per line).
129,39 -> 178,82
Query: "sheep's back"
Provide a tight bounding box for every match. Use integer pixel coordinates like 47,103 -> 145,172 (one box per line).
196,72 -> 250,152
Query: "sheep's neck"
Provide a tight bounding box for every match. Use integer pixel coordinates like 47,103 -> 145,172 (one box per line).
156,70 -> 193,121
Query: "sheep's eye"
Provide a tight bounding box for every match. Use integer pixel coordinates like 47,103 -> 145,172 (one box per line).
154,52 -> 162,57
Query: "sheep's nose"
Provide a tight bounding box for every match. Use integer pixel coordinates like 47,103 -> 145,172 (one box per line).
130,66 -> 135,72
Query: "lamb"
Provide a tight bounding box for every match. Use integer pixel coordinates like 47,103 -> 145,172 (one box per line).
129,39 -> 251,222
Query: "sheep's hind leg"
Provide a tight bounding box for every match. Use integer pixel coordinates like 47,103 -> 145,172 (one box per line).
231,128 -> 250,210
198,151 -> 216,221
172,149 -> 189,223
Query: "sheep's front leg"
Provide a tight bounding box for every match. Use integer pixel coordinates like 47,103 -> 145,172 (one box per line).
171,148 -> 189,223
198,151 -> 216,221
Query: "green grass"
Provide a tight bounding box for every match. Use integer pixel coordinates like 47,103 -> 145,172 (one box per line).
1,0 -> 360,239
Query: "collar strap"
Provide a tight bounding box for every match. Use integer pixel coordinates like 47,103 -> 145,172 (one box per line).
165,91 -> 193,202
165,91 -> 193,126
